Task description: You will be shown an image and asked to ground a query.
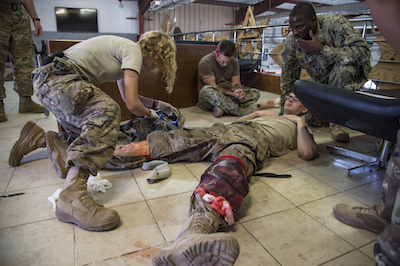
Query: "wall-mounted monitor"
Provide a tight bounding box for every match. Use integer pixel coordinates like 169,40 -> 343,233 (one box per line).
55,7 -> 98,33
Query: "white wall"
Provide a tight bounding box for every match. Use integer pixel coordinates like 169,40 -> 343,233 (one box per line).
32,0 -> 138,34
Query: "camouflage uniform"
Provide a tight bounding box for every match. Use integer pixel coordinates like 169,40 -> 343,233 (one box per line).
197,85 -> 260,115
0,0 -> 35,100
280,14 -> 371,126
147,121 -> 282,176
374,130 -> 400,266
32,57 -> 121,175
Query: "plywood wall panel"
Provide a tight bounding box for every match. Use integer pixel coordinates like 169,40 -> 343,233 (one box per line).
144,3 -> 236,39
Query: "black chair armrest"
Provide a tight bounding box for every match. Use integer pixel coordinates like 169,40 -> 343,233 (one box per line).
293,80 -> 400,142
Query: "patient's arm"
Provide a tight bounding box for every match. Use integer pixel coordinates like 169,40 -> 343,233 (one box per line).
236,110 -> 279,122
281,115 -> 318,160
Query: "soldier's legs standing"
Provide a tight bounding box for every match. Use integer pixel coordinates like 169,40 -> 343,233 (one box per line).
374,130 -> 400,266
8,10 -> 35,97
0,8 -> 43,122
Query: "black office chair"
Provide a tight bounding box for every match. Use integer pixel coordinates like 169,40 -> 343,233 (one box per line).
293,80 -> 400,176
238,58 -> 261,74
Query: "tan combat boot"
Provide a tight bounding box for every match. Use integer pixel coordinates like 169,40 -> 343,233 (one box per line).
9,121 -> 46,166
56,166 -> 120,231
235,106 -> 256,117
46,131 -> 69,179
330,123 -> 349,142
0,100 -> 7,122
19,96 -> 44,113
152,193 -> 239,266
333,203 -> 390,234
213,106 -> 224,117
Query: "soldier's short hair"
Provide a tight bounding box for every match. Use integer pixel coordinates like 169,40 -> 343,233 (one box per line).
290,2 -> 316,20
218,40 -> 235,57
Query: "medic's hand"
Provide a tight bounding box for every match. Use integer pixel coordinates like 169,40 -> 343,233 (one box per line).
156,100 -> 179,117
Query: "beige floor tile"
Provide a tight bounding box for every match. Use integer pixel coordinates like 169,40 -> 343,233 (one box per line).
147,191 -> 193,242
330,134 -> 381,154
243,208 -> 354,266
2,112 -> 42,128
258,156 -> 297,173
183,161 -> 210,180
321,249 -> 376,266
90,248 -> 158,266
280,149 -> 332,169
0,184 -> 59,229
0,124 -> 29,138
75,202 -> 165,265
0,219 -> 74,266
359,241 -> 376,260
301,160 -> 385,191
229,224 -> 281,266
235,177 -> 295,222
343,179 -> 384,206
261,168 -> 340,206
7,159 -> 63,191
35,113 -> 59,132
133,163 -> 199,200
300,193 -> 378,247
0,135 -> 21,153
88,170 -> 145,208
0,167 -> 13,193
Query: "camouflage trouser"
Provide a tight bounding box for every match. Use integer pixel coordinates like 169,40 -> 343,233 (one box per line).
374,130 -> 400,266
280,63 -> 365,127
0,8 -> 35,100
197,85 -> 260,115
32,57 -> 121,175
147,122 -> 271,177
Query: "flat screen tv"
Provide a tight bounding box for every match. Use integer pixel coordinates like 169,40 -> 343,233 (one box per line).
55,7 -> 98,33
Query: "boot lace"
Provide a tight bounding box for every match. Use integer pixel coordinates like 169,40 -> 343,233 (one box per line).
192,212 -> 216,234
78,178 -> 99,210
352,205 -> 378,214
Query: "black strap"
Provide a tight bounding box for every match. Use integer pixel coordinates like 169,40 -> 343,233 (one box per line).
253,173 -> 292,178
42,51 -> 65,66
223,141 -> 263,167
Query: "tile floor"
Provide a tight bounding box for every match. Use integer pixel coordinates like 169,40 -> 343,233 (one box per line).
0,79 -> 385,266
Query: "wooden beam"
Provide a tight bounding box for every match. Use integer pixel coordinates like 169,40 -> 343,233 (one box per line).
253,0 -> 288,16
194,0 -> 247,8
238,0 -> 288,22
139,0 -> 151,15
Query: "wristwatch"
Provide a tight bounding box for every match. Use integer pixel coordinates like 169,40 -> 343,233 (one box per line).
32,18 -> 40,22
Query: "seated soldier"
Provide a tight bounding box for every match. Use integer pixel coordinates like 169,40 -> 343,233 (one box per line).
196,40 -> 260,117
113,92 -> 318,266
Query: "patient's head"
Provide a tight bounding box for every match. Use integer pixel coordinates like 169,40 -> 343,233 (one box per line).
284,93 -> 308,116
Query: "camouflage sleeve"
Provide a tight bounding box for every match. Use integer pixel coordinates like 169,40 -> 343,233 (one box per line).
280,34 -> 301,106
320,16 -> 371,77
